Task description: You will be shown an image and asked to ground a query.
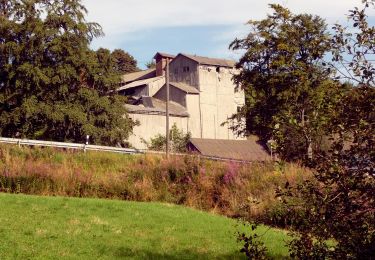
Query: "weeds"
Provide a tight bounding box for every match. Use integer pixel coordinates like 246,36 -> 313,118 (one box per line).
0,144 -> 311,225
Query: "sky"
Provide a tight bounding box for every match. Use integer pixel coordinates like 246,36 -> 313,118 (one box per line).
82,0 -> 374,69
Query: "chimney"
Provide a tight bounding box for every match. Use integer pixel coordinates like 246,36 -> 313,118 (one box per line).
153,52 -> 175,77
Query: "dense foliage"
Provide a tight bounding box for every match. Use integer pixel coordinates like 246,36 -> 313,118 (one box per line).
111,49 -> 138,74
230,4 -> 345,161
281,85 -> 374,259
280,1 -> 375,258
236,1 -> 374,259
0,0 -> 136,145
143,124 -> 191,153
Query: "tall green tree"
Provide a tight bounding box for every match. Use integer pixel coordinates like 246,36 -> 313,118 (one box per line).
111,49 -> 138,74
230,4 -> 344,161
278,1 -> 375,258
0,0 -> 135,145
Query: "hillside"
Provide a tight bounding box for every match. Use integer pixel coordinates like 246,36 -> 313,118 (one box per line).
0,194 -> 289,259
0,144 -> 310,226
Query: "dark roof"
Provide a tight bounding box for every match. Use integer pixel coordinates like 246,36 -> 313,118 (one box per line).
122,68 -> 156,83
125,97 -> 189,117
188,138 -> 272,162
154,52 -> 176,60
178,53 -> 236,68
170,82 -> 199,94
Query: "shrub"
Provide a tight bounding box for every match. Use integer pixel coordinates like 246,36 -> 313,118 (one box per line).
143,124 -> 191,153
237,223 -> 268,260
0,144 -> 311,226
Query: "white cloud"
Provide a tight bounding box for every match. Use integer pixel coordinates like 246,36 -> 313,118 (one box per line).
83,0 -> 370,34
84,0 -> 375,53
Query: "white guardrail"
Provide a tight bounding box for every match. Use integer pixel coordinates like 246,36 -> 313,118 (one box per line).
0,137 -> 142,154
0,137 -> 257,163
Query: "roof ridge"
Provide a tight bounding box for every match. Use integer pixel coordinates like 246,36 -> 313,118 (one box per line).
177,53 -> 236,67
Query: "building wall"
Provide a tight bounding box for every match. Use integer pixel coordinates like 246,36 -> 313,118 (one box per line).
128,113 -> 189,150
198,65 -> 245,140
169,57 -> 199,88
153,85 -> 187,107
126,55 -> 246,148
185,94 -> 201,138
148,77 -> 165,97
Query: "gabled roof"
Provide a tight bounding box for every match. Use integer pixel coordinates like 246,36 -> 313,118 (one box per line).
117,76 -> 164,92
122,68 -> 156,83
126,97 -> 189,117
177,53 -> 236,68
188,138 -> 271,162
153,52 -> 176,60
170,82 -> 199,94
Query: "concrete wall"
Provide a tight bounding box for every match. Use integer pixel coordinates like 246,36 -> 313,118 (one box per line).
198,65 -> 245,140
169,57 -> 199,87
154,85 -> 187,107
128,113 -> 189,150
127,55 -> 246,148
185,94 -> 201,138
133,86 -> 148,97
148,77 -> 165,97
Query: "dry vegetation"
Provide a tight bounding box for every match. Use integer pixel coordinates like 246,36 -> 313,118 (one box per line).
0,144 -> 311,226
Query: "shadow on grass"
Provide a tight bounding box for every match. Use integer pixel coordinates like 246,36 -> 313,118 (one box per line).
113,246 -> 243,259
113,246 -> 290,259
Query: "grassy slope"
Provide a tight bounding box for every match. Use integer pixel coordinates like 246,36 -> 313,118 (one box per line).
0,145 -> 310,225
0,193 -> 289,259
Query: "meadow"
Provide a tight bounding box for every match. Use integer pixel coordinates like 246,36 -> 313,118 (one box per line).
0,193 -> 290,259
0,144 -> 311,226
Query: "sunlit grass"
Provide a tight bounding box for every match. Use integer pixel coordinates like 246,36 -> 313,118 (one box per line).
0,144 -> 311,226
0,193 -> 290,259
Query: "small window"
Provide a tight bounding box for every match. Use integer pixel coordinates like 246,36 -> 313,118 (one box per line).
216,67 -> 221,73
183,66 -> 190,72
237,106 -> 242,113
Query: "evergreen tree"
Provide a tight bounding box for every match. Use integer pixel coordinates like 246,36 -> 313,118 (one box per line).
111,49 -> 138,74
0,0 -> 135,145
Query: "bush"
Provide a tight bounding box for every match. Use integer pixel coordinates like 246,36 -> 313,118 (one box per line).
238,223 -> 268,260
0,144 -> 311,226
143,124 -> 191,153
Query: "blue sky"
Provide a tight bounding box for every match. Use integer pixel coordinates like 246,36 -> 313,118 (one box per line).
91,25 -> 243,67
83,0 -> 374,69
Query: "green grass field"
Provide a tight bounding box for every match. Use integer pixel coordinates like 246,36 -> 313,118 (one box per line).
0,193 -> 289,259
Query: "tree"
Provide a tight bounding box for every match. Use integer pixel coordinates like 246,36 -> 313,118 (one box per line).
143,124 -> 191,153
145,60 -> 156,69
111,49 -> 138,74
278,1 -> 375,258
230,4 -> 344,161
281,86 -> 374,259
331,0 -> 375,86
0,0 -> 136,145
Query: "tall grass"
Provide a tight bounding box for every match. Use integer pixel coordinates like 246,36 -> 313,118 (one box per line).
0,144 -> 311,226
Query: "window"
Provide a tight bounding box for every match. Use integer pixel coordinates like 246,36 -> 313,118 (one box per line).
183,66 -> 190,72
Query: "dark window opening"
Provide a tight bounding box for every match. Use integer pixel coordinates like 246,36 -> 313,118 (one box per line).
183,66 -> 190,72
122,89 -> 136,96
216,67 -> 221,73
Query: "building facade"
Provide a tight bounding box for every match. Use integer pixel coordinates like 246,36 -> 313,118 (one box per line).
119,52 -> 245,149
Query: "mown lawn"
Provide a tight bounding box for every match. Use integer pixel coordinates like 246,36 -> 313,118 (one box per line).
0,193 -> 289,259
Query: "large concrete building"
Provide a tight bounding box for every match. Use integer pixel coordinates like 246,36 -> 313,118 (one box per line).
118,52 -> 245,149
